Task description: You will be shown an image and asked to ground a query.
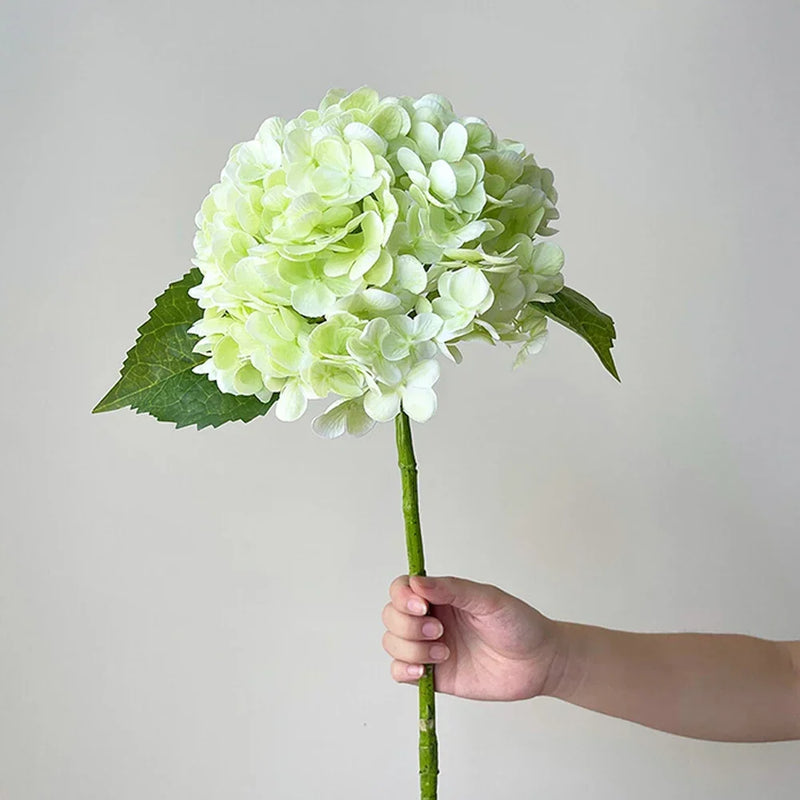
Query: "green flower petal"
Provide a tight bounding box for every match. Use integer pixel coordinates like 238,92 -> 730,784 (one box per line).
233,363 -> 264,394
363,249 -> 393,286
212,336 -> 240,371
291,281 -> 337,316
369,104 -> 405,140
451,159 -> 478,195
312,166 -> 350,197
340,86 -> 380,113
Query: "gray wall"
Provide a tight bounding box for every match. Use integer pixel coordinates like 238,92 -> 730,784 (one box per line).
2,1 -> 799,797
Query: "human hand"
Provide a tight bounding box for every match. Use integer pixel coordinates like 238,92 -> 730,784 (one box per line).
381,574 -> 562,701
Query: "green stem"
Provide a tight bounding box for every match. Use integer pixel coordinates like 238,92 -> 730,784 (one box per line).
395,410 -> 438,800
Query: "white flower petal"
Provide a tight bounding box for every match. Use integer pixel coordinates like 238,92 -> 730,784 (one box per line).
386,314 -> 414,338
428,160 -> 457,200
530,241 -> 565,275
350,140 -> 375,177
363,388 -> 402,422
445,343 -> 463,363
412,122 -> 441,163
406,358 -> 440,389
415,341 -> 438,360
393,254 -> 427,293
349,247 -> 381,279
344,398 -> 377,436
344,122 -> 386,155
401,387 -> 437,423
275,380 -> 308,422
474,318 -> 500,340
374,360 -> 403,385
439,122 -> 468,162
447,267 -> 491,309
311,399 -> 349,438
411,312 -> 443,341
513,330 -> 549,369
360,288 -> 402,310
256,116 -> 285,145
397,147 -> 425,175
454,219 -> 490,244
415,296 -> 433,315
312,166 -> 349,197
381,332 -> 410,361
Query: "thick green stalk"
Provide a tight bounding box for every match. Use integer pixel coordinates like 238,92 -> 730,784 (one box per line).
395,410 -> 438,800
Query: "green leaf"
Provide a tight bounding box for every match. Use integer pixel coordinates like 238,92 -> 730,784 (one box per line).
531,286 -> 620,381
93,268 -> 276,428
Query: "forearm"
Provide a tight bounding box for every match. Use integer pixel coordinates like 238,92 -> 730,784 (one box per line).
545,622 -> 800,742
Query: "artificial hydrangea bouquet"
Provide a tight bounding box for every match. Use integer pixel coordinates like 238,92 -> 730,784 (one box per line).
94,87 -> 618,799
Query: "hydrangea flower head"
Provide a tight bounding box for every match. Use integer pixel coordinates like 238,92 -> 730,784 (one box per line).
188,87 -> 564,436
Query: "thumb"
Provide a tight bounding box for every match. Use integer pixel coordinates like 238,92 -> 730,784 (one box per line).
409,575 -> 503,617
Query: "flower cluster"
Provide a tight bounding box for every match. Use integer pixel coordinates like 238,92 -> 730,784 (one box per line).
188,87 -> 564,436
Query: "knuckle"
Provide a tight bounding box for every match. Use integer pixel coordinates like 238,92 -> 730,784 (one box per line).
483,583 -> 505,611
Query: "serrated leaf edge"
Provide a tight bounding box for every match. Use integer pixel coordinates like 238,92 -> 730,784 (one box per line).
92,268 -> 277,429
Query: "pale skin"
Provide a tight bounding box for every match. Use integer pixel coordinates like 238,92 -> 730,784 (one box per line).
381,574 -> 800,742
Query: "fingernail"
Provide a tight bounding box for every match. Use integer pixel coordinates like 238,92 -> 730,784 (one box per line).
430,644 -> 449,660
408,664 -> 424,678
408,598 -> 426,614
422,621 -> 441,638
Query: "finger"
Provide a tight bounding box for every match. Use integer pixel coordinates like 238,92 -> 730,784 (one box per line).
408,574 -> 503,617
391,659 -> 424,684
382,630 -> 450,664
389,574 -> 428,616
381,602 -> 444,641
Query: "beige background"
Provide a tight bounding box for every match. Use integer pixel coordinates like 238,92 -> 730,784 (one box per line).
2,0 -> 799,797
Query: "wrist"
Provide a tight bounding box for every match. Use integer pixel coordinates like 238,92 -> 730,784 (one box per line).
540,620 -> 589,701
